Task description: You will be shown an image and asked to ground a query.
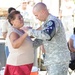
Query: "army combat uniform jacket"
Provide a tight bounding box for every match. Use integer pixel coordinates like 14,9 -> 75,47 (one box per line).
27,14 -> 70,66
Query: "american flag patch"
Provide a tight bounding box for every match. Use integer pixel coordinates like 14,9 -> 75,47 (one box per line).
44,20 -> 55,36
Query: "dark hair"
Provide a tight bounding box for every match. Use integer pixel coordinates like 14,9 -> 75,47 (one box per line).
8,7 -> 16,14
7,10 -> 20,25
73,27 -> 75,34
69,60 -> 75,70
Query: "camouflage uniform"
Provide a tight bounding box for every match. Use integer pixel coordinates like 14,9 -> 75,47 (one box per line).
27,14 -> 70,75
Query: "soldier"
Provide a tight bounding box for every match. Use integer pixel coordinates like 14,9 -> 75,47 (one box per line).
23,2 -> 71,75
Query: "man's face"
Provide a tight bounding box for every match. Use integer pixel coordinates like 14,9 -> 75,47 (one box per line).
22,2 -> 29,10
33,9 -> 45,21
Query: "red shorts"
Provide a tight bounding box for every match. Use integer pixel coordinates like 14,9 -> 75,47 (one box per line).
4,63 -> 33,75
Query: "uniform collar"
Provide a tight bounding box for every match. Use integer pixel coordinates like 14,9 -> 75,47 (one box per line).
43,14 -> 51,26
44,14 -> 52,24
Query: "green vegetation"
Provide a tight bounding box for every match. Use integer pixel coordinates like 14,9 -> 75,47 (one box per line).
73,0 -> 75,4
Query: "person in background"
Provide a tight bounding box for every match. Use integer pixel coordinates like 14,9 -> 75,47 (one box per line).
23,2 -> 70,75
60,0 -> 74,36
68,27 -> 75,61
17,0 -> 36,28
2,7 -> 16,58
4,10 -> 42,75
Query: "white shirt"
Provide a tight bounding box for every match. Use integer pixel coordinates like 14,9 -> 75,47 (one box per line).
2,20 -> 11,33
2,20 -> 11,46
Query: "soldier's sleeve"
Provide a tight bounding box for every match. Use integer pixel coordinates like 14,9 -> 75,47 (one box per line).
43,20 -> 56,40
27,20 -> 56,41
33,39 -> 43,49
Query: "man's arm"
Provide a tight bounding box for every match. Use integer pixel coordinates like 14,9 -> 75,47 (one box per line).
26,20 -> 56,41
2,21 -> 8,39
33,39 -> 43,49
2,32 -> 7,39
